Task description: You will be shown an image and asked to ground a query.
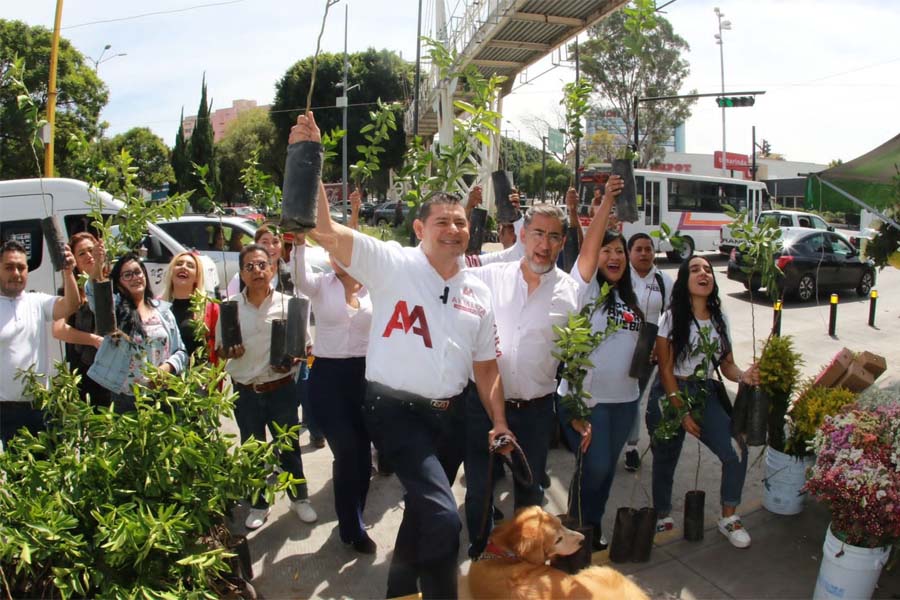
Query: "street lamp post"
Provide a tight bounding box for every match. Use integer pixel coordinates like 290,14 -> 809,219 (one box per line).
88,44 -> 126,71
714,7 -> 731,176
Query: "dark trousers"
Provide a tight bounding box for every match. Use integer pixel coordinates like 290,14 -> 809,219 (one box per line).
363,383 -> 463,600
0,402 -> 45,447
308,357 -> 370,544
297,363 -> 324,441
464,390 -> 554,557
560,398 -> 638,528
234,380 -> 308,508
646,377 -> 748,515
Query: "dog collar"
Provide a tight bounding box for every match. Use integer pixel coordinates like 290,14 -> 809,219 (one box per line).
476,541 -> 517,562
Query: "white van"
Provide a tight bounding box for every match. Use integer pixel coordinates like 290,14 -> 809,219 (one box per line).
0,178 -> 219,297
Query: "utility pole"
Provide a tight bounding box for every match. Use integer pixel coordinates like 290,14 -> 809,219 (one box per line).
573,38 -> 581,194
341,3 -> 349,225
541,136 -> 548,202
714,7 -> 732,177
412,0 -> 423,137
44,0 -> 64,177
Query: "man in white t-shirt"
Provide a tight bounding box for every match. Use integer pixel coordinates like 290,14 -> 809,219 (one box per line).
0,239 -> 80,447
622,233 -> 674,472
463,203 -> 580,558
292,111 -> 512,600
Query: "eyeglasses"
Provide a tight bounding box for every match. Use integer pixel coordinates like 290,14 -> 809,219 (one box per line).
242,260 -> 270,272
120,269 -> 144,281
526,229 -> 564,245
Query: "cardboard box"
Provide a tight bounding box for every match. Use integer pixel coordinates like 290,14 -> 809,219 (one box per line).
835,361 -> 876,393
854,351 -> 887,379
814,348 -> 854,388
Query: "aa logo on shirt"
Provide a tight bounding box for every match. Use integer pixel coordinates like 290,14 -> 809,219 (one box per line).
382,301 -> 433,348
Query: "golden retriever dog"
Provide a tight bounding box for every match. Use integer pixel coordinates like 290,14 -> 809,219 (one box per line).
467,506 -> 649,600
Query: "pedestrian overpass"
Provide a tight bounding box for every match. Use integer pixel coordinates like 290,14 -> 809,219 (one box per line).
405,0 -> 628,199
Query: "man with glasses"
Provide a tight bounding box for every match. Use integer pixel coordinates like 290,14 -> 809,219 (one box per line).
462,204 -> 580,558
1,239 -> 80,446
216,243 -> 317,530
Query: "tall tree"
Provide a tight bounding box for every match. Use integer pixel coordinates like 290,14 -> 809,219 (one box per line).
499,136 -> 543,188
107,127 -> 173,193
188,74 -> 217,210
171,107 -> 191,195
215,107 -> 279,204
0,19 -> 108,178
270,48 -> 411,191
580,9 -> 696,166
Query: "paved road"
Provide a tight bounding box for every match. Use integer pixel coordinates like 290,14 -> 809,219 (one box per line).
235,254 -> 899,599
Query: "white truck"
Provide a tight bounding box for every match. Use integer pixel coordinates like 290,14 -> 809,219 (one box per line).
719,209 -> 834,254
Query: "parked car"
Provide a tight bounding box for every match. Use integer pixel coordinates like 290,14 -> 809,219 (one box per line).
371,201 -> 410,226
720,210 -> 833,254
727,227 -> 876,302
223,205 -> 265,222
156,216 -> 330,292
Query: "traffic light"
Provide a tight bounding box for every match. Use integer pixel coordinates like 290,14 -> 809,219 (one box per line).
762,139 -> 771,155
715,96 -> 755,108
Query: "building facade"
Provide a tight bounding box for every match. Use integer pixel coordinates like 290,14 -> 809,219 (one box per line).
182,99 -> 270,143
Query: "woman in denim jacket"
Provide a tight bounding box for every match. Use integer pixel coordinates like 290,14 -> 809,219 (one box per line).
86,245 -> 186,412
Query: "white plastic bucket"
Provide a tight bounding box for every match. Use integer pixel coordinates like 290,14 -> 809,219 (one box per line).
813,525 -> 890,600
762,446 -> 813,515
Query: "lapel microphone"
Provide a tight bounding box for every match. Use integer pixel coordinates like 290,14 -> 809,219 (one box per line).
440,286 -> 449,305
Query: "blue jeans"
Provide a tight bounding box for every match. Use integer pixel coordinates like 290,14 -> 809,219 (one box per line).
645,377 -> 748,515
234,379 -> 308,508
560,399 -> 638,528
308,357 -> 370,544
296,363 -> 324,441
363,383 -> 464,600
464,389 -> 554,556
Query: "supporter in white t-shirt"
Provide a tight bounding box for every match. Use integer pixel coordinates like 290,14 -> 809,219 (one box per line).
291,110 -> 512,600
648,255 -> 760,549
557,177 -> 648,552
621,232 -> 675,471
1,239 -> 80,447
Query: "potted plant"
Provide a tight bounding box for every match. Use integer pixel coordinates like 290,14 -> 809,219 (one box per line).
806,402 -> 899,599
281,0 -> 340,232
723,206 -> 785,446
611,146 -> 639,223
552,282 -> 621,572
757,335 -> 807,515
783,383 -> 857,458
0,360 -> 297,597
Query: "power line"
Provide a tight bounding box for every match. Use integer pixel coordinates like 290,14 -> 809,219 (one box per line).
62,0 -> 245,30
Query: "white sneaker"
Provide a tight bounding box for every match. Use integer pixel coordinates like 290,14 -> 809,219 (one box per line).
656,516 -> 675,533
244,507 -> 270,530
292,499 -> 318,523
718,515 -> 751,548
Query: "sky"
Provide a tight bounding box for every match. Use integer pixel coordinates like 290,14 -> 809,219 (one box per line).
5,0 -> 900,167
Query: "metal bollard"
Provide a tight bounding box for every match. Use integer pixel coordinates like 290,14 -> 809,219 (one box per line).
828,293 -> 838,336
868,289 -> 878,327
772,299 -> 783,336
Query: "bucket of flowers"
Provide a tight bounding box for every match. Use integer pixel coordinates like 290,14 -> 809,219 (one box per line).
805,401 -> 900,599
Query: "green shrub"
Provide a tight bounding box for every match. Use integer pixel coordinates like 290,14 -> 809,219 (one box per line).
0,361 -> 297,598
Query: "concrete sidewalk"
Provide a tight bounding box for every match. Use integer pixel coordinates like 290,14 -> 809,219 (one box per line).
234,262 -> 900,598
233,424 -> 899,599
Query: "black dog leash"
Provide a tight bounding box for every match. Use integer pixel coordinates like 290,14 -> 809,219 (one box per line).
475,434 -> 533,556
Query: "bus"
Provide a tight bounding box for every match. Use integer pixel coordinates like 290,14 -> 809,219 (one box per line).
579,167 -> 770,261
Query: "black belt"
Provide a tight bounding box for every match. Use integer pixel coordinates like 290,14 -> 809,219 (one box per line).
233,375 -> 294,394
505,393 -> 554,410
367,381 -> 462,412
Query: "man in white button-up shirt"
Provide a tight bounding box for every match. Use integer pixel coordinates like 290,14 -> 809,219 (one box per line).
463,204 -> 580,558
